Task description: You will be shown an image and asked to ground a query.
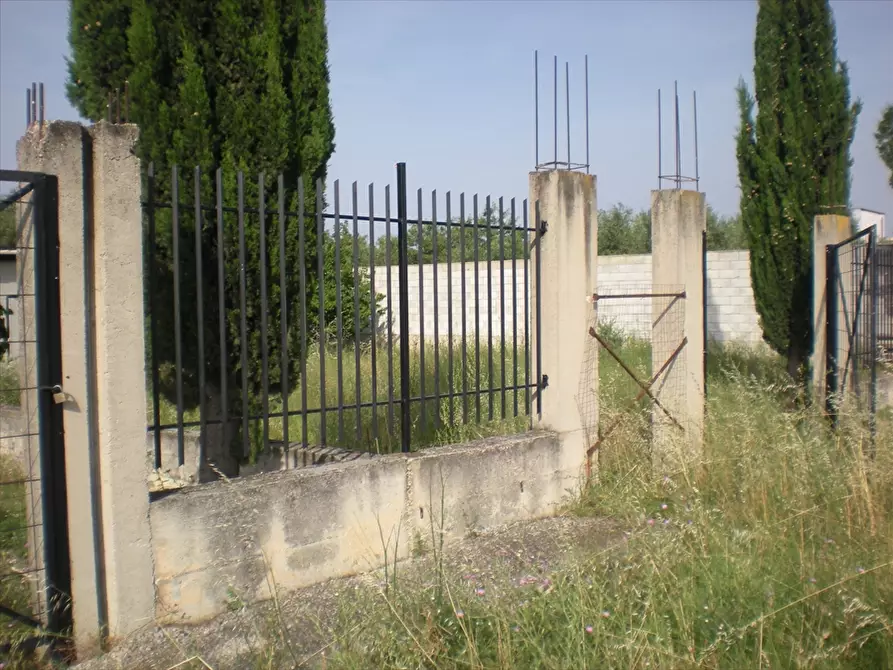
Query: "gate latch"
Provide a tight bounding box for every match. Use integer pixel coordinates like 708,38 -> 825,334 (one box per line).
39,384 -> 66,405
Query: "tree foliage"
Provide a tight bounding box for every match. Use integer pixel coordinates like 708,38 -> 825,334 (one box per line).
877,104 -> 893,190
66,0 -> 363,453
736,0 -> 860,379
596,204 -> 744,256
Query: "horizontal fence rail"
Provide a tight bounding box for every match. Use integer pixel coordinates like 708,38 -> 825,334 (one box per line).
142,163 -> 544,479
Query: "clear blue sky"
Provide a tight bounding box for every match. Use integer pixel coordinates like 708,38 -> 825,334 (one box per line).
1,0 -> 891,217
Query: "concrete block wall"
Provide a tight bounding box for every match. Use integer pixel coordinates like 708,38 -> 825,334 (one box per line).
373,250 -> 762,344
375,259 -> 528,340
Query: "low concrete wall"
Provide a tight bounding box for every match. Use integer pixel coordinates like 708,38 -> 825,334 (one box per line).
149,431 -> 578,622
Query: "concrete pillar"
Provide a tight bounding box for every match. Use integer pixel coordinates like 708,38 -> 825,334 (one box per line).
16,121 -> 154,653
650,189 -> 706,471
529,170 -> 598,477
811,215 -> 851,403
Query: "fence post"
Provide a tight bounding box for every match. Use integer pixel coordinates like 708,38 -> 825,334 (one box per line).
650,189 -> 707,472
396,163 -> 411,452
528,170 -> 598,478
869,228 -> 878,452
15,121 -> 155,653
825,245 -> 839,425
811,215 -> 851,406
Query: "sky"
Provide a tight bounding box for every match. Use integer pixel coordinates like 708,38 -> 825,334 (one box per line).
0,0 -> 891,218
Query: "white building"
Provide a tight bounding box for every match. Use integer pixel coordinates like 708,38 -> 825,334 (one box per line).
852,208 -> 888,239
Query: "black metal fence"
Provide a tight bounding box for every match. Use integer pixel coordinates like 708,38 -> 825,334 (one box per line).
0,171 -> 72,655
877,243 -> 893,364
825,226 -> 879,444
143,162 -> 544,476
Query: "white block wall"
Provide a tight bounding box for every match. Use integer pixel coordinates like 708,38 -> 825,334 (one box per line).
372,251 -> 763,344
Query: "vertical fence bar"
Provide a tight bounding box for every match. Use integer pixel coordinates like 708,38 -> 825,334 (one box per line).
870,230 -> 878,454
702,229 -> 708,401
172,166 -> 185,465
298,178 -> 309,447
523,199 -> 530,420
417,188 -> 427,436
460,193 -> 469,424
334,181 -> 344,443
499,196 -> 506,420
216,169 -> 229,459
237,172 -> 250,457
33,172 -> 73,636
147,165 -> 162,468
352,182 -> 362,443
396,163 -> 411,452
369,184 -> 379,444
258,174 -> 270,452
446,192 -> 454,426
194,167 -> 207,465
826,244 -> 839,427
316,179 -> 327,446
278,174 -> 289,449
535,199 -> 543,420
385,185 -> 395,440
473,194 -> 481,424
511,198 -> 518,418
486,195 -> 494,421
431,190 -> 440,429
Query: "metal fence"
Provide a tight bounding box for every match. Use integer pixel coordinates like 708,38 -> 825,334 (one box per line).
143,162 -> 543,477
0,172 -> 72,655
826,226 -> 879,445
877,243 -> 893,364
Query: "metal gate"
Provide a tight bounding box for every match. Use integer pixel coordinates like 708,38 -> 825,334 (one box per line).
825,225 -> 879,445
0,171 -> 72,653
578,286 -> 689,477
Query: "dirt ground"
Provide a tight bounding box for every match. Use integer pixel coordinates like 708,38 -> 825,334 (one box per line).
73,514 -> 624,670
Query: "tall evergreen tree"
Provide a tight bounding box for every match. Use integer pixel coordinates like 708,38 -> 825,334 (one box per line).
876,105 -> 893,190
66,0 -> 374,460
736,0 -> 860,381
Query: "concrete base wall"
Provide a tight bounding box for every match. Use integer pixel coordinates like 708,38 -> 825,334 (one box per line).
149,431 -> 579,623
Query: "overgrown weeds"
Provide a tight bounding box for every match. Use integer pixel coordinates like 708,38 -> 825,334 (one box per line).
323,346 -> 893,669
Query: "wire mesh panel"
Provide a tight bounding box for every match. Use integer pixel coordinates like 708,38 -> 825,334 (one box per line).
877,244 -> 893,365
579,284 -> 686,474
0,171 -> 71,652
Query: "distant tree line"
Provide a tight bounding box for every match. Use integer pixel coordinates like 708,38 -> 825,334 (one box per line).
597,204 -> 745,256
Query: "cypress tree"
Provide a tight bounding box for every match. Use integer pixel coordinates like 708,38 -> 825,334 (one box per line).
67,0 -> 373,459
736,0 -> 860,381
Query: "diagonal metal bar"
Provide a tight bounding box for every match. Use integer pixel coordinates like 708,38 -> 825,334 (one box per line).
588,326 -> 684,431
0,182 -> 36,211
586,336 -> 687,458
838,246 -> 872,395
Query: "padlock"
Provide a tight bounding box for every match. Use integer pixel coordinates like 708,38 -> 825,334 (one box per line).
52,385 -> 66,405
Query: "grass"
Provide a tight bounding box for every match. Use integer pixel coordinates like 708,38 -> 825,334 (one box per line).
0,455 -> 45,660
0,360 -> 20,407
152,338 -> 533,459
317,336 -> 893,669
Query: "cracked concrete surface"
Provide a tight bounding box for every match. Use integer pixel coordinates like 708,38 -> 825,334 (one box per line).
74,514 -> 624,670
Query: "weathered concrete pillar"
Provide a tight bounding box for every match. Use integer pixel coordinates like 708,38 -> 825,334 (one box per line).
529,170 -> 598,479
650,189 -> 706,471
89,122 -> 155,638
16,121 -> 154,653
17,123 -> 102,652
811,215 -> 851,404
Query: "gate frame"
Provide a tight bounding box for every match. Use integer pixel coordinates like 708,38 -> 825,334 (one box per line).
825,224 -> 879,449
0,170 -> 72,641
